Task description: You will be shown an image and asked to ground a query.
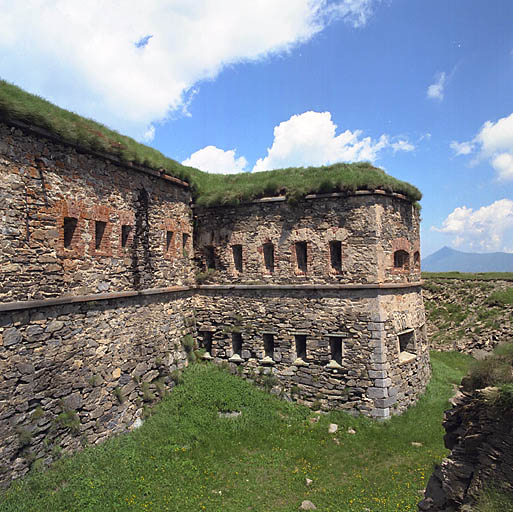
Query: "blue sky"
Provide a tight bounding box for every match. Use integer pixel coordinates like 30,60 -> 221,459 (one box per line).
1,0 -> 513,257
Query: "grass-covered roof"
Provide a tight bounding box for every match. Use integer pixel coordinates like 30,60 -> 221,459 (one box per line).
0,80 -> 422,206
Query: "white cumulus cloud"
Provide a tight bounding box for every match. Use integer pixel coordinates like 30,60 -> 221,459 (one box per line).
450,140 -> 474,156
432,199 -> 513,252
427,72 -> 447,101
451,112 -> 513,180
182,146 -> 247,174
252,111 -> 413,172
0,0 -> 380,140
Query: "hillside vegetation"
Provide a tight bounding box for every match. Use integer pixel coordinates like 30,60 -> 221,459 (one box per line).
422,273 -> 513,353
0,80 -> 422,207
1,353 -> 470,512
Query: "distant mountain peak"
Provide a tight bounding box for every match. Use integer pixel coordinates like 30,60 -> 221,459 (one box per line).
422,246 -> 513,272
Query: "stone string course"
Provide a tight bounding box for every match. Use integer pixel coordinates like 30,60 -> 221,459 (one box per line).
0,121 -> 429,487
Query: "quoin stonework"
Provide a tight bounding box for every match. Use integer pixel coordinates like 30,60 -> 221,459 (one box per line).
0,100 -> 429,485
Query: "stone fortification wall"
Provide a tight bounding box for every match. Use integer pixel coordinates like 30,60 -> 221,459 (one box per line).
378,290 -> 430,413
0,120 -> 429,485
0,123 -> 194,303
375,194 -> 421,284
419,390 -> 513,511
194,286 -> 428,418
0,292 -> 194,485
193,193 -> 427,418
194,192 -> 420,285
0,123 -> 195,486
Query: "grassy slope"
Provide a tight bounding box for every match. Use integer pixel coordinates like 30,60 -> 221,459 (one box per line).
1,352 -> 470,512
0,80 -> 422,207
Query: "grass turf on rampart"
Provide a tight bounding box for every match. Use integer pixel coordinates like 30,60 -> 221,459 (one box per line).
0,80 -> 422,207
1,352 -> 470,512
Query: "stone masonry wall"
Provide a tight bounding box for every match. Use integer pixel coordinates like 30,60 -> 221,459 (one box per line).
0,291 -> 194,486
0,123 -> 194,303
0,121 -> 429,486
194,193 -> 421,285
194,286 -> 429,418
423,277 -> 513,355
379,290 -> 431,414
0,123 -> 196,486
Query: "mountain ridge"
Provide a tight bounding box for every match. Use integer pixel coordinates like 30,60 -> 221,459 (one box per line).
422,246 -> 513,272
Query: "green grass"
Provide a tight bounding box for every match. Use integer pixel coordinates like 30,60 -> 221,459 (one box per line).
474,486 -> 513,511
422,272 -> 513,281
0,80 -> 422,207
486,287 -> 513,306
0,352 -> 471,512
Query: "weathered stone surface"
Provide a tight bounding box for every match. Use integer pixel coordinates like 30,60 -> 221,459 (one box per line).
3,328 -> 22,347
419,391 -> 513,511
0,120 -> 428,488
423,277 -> 513,354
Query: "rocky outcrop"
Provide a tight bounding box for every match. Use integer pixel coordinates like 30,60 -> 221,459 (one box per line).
418,390 -> 513,511
423,278 -> 513,354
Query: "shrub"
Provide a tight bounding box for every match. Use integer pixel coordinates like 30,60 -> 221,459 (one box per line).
464,341 -> 513,390
113,386 -> 125,404
261,373 -> 279,392
181,335 -> 194,354
16,427 -> 32,447
31,406 -> 44,421
311,400 -> 322,411
196,268 -> 217,284
155,378 -> 167,397
486,287 -> 513,306
141,382 -> 155,403
56,410 -> 80,434
170,369 -> 184,385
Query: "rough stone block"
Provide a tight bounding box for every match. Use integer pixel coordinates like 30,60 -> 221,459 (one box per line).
3,327 -> 22,347
370,407 -> 390,419
374,396 -> 397,408
375,378 -> 392,388
371,353 -> 387,364
368,370 -> 387,379
388,386 -> 399,397
367,387 -> 388,399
